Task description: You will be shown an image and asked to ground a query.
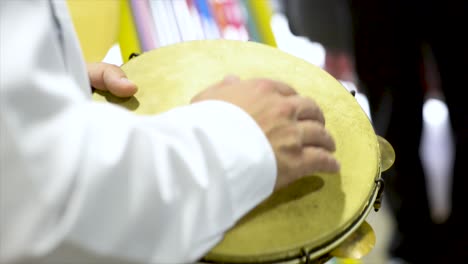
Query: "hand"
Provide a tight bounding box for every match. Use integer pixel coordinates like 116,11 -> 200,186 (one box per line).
191,76 -> 340,191
87,62 -> 138,97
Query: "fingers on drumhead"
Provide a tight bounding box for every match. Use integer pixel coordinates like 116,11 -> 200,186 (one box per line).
302,147 -> 340,174
249,78 -> 298,96
275,96 -> 325,123
294,97 -> 325,124
299,121 -> 336,152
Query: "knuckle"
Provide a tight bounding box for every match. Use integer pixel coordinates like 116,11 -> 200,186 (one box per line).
279,125 -> 302,149
254,79 -> 275,93
277,100 -> 297,117
289,126 -> 302,145
305,98 -> 324,117
304,96 -> 318,106
280,132 -> 302,151
287,133 -> 302,150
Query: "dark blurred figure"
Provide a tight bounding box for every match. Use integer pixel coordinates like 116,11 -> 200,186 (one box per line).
283,0 -> 468,263
282,0 -> 356,83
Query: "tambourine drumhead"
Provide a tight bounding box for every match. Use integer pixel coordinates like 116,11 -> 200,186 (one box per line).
93,40 -> 380,263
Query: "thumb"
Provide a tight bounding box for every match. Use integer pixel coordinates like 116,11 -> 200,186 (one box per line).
87,62 -> 138,97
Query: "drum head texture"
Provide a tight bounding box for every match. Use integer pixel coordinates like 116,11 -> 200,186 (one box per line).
93,40 -> 380,263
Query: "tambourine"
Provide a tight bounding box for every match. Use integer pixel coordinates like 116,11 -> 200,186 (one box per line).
93,40 -> 395,264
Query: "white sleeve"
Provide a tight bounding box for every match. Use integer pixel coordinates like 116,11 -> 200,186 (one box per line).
0,2 -> 276,264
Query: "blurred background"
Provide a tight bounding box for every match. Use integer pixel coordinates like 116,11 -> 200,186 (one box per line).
69,0 -> 456,263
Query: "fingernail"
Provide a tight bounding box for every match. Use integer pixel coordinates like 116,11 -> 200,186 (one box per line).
120,77 -> 134,84
224,75 -> 240,84
333,160 -> 341,172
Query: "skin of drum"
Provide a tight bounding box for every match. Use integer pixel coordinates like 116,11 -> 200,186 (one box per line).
93,40 -> 381,264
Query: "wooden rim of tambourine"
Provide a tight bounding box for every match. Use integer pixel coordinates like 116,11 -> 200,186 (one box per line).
93,40 -> 394,263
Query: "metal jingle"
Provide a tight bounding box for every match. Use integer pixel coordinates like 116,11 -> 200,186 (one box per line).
377,136 -> 395,172
329,221 -> 376,260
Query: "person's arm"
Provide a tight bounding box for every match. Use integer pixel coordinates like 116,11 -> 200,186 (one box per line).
0,2 -> 276,263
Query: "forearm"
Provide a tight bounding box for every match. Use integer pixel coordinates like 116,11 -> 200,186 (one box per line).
0,2 -> 276,262
1,100 -> 276,263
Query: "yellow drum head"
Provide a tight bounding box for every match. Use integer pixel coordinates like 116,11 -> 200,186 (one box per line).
93,40 -> 381,263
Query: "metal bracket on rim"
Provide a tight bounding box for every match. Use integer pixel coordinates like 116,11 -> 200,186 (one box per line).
373,178 -> 385,212
129,52 -> 140,60
300,248 -> 311,264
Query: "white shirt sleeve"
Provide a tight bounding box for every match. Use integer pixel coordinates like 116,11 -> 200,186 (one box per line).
0,2 -> 276,264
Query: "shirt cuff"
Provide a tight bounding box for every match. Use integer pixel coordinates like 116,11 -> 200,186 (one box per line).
169,100 -> 277,220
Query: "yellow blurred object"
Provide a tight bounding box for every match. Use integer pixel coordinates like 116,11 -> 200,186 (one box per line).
67,0 -> 121,62
336,259 -> 363,264
338,259 -> 362,264
244,0 -> 277,47
119,0 -> 141,63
